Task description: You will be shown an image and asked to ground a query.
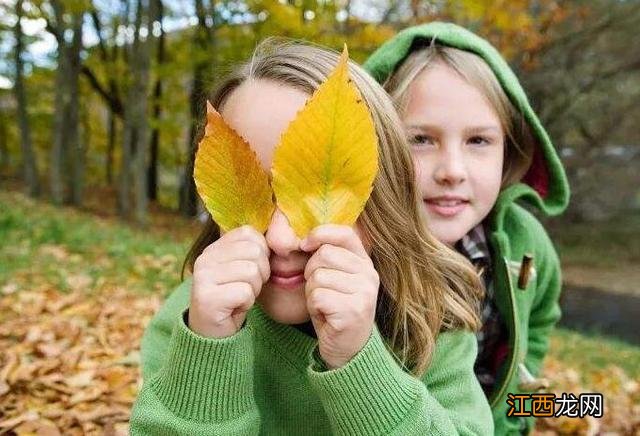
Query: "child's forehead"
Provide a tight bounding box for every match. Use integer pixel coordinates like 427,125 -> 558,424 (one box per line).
405,66 -> 502,130
221,80 -> 310,169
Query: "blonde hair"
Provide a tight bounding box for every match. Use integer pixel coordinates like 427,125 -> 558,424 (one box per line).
184,38 -> 482,376
383,44 -> 535,186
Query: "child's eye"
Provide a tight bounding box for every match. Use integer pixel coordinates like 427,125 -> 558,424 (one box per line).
409,134 -> 434,146
468,136 -> 491,146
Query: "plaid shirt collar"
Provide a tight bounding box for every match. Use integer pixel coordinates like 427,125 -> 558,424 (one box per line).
455,223 -> 493,293
455,223 -> 491,266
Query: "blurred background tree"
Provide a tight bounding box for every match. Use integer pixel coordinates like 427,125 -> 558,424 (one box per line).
0,0 -> 638,224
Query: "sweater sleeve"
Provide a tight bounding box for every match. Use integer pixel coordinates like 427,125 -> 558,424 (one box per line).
129,309 -> 260,435
306,326 -> 494,436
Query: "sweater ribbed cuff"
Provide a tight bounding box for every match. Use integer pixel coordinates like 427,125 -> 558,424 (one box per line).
151,309 -> 255,422
307,326 -> 422,435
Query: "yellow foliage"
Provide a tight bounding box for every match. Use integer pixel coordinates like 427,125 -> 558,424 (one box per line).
193,46 -> 378,237
193,102 -> 275,233
271,46 -> 379,237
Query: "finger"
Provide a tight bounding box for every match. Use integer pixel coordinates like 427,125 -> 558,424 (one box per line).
211,260 -> 264,297
304,244 -> 361,280
305,268 -> 357,297
192,281 -> 255,317
300,224 -> 368,259
222,225 -> 269,257
306,287 -> 347,318
201,240 -> 270,282
216,282 -> 256,313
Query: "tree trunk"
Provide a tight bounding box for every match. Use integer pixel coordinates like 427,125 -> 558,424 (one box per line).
118,121 -> 133,217
49,1 -> 84,206
118,0 -> 136,219
107,110 -> 116,185
179,0 -> 214,217
0,113 -> 9,173
14,0 -> 40,197
68,12 -> 84,205
148,119 -> 159,201
147,0 -> 165,202
119,0 -> 157,223
50,0 -> 68,204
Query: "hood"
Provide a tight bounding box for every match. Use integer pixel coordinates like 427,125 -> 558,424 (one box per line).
363,21 -> 569,216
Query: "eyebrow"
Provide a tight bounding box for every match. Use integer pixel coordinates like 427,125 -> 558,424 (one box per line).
405,123 -> 501,134
463,126 -> 501,135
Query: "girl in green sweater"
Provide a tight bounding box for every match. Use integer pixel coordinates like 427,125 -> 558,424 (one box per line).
130,39 -> 494,435
364,23 -> 571,434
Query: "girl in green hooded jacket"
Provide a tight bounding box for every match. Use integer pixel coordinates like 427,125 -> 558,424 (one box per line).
364,22 -> 571,435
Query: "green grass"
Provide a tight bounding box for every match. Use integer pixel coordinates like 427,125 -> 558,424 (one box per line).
0,190 -> 191,296
550,327 -> 640,380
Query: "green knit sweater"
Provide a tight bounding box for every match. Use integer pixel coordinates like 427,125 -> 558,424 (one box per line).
130,279 -> 494,435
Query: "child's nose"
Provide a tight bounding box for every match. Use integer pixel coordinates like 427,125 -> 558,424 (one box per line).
434,147 -> 467,185
265,208 -> 301,257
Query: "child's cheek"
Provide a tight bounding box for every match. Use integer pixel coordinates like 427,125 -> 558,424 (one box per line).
411,158 -> 433,198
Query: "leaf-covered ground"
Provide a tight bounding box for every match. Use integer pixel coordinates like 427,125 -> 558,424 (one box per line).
0,190 -> 638,434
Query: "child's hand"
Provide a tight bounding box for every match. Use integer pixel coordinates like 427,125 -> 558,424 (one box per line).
189,225 -> 270,338
301,224 -> 379,369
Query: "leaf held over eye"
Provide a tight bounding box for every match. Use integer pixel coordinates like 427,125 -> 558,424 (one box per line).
193,101 -> 275,232
271,45 -> 379,237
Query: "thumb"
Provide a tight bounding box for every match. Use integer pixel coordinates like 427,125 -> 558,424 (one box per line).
309,311 -> 325,336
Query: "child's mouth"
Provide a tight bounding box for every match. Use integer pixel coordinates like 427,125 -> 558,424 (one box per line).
270,270 -> 305,290
424,198 -> 469,217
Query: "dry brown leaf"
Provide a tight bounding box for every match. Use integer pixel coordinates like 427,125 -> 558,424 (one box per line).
0,411 -> 39,433
0,380 -> 9,396
65,370 -> 96,388
67,385 -> 106,406
35,341 -> 68,359
103,421 -> 129,436
65,274 -> 92,292
0,286 -> 158,434
1,283 -> 18,295
12,418 -> 61,436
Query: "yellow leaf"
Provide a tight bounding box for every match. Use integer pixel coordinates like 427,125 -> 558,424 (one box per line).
193,102 -> 275,233
271,45 -> 379,237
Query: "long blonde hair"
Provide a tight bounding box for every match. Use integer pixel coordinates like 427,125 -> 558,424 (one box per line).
184,38 -> 482,377
383,44 -> 535,186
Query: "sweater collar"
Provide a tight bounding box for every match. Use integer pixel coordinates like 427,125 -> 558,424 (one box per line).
247,304 -> 317,371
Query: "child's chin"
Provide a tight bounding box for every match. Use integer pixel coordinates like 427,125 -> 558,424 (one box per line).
429,220 -> 473,245
259,293 -> 310,324
269,309 -> 311,325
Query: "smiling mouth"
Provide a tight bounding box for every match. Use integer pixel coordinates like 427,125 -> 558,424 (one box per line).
424,198 -> 469,217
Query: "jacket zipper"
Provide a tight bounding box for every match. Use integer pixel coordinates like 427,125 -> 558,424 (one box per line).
488,256 -> 520,409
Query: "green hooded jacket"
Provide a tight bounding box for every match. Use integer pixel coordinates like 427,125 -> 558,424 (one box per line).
364,22 -> 571,435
